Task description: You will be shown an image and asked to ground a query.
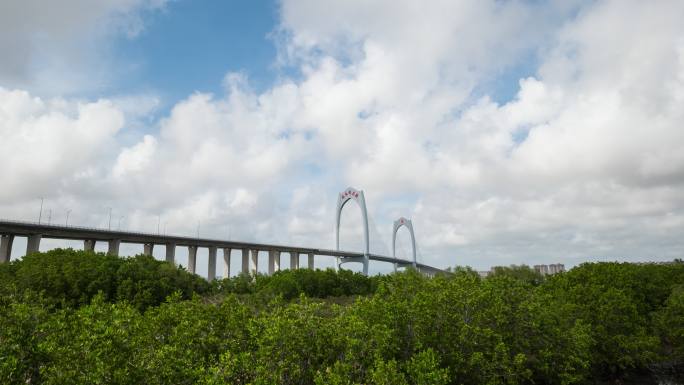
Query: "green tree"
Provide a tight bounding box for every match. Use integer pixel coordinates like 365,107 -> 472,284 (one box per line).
654,284 -> 684,364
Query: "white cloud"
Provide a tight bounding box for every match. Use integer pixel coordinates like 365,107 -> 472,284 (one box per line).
113,134 -> 157,178
2,0 -> 684,274
0,88 -> 124,200
0,0 -> 167,94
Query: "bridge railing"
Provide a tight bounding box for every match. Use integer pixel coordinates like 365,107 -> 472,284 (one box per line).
0,218 -> 179,238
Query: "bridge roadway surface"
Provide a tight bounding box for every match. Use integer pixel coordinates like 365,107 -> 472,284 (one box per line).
0,219 -> 446,275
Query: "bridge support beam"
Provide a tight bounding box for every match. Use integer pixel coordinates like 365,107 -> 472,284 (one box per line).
0,234 -> 14,263
107,239 -> 120,256
166,243 -> 176,264
250,249 -> 258,275
187,246 -> 197,274
308,253 -> 314,270
290,252 -> 299,270
208,246 -> 217,281
143,243 -> 154,256
268,250 -> 280,275
241,249 -> 249,274
222,248 -> 231,279
84,239 -> 96,252
26,234 -> 41,255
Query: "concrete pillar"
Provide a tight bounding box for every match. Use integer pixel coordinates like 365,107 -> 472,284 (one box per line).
274,250 -> 280,272
308,253 -> 314,270
208,246 -> 217,281
84,239 -> 96,252
290,252 -> 299,270
0,234 -> 14,263
107,239 -> 120,256
268,250 -> 281,275
250,249 -> 258,275
143,243 -> 154,256
187,246 -> 197,274
222,248 -> 231,278
241,249 -> 249,274
166,243 -> 176,264
26,234 -> 42,255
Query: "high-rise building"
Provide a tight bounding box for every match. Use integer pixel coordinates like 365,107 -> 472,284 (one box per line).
534,263 -> 565,276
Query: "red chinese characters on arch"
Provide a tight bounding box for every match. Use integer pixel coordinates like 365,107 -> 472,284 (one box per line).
341,190 -> 359,199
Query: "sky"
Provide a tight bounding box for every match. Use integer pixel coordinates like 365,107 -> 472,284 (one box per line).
1,0 -> 684,277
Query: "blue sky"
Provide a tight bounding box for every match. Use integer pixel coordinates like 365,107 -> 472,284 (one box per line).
112,0 -> 280,110
2,0 -> 684,276
105,0 -> 532,114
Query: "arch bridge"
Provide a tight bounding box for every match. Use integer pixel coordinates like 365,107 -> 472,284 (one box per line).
0,187 -> 446,278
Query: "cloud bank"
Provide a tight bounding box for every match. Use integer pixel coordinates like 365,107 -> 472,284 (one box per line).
2,0 -> 684,275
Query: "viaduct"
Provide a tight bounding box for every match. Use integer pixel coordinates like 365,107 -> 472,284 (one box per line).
0,187 -> 446,278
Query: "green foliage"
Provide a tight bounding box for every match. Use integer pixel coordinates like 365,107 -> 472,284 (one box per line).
213,267 -> 378,300
0,293 -> 50,384
370,359 -> 409,385
115,253 -> 210,309
406,349 -> 449,385
1,248 -> 210,310
1,251 -> 683,385
654,284 -> 684,363
489,264 -> 545,286
38,294 -> 148,384
540,262 -> 683,379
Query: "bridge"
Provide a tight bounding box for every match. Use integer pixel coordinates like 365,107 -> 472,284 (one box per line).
0,187 -> 447,278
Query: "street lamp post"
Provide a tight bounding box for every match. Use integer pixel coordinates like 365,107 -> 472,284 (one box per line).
38,197 -> 44,224
65,209 -> 72,226
107,207 -> 112,230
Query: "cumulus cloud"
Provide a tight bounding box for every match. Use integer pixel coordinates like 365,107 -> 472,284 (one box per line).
0,0 -> 167,94
2,0 -> 684,274
0,88 -> 124,201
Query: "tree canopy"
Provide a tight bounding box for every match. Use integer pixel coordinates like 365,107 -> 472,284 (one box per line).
1,249 -> 682,384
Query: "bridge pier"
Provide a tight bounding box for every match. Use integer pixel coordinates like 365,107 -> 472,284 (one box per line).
268,250 -> 281,275
107,239 -> 120,256
241,249 -> 249,274
166,243 -> 175,264
222,248 -> 231,278
0,234 -> 14,262
187,246 -> 197,274
143,243 -> 154,256
84,239 -> 96,252
26,234 -> 41,255
250,249 -> 258,275
338,255 -> 369,275
274,251 -> 281,272
290,252 -> 299,270
308,253 -> 314,270
208,246 -> 217,281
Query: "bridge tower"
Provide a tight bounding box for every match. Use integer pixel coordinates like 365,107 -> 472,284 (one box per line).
335,187 -> 370,275
392,217 -> 417,271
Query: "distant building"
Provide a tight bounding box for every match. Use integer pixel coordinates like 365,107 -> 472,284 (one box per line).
477,270 -> 491,278
534,263 -> 565,276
